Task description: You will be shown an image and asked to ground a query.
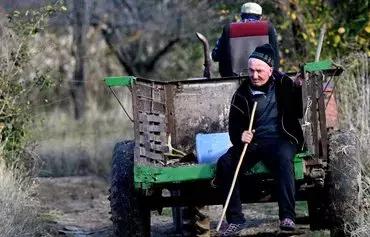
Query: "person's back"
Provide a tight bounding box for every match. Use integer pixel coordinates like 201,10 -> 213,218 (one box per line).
212,2 -> 279,77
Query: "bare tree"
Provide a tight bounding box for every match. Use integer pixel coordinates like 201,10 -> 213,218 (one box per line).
71,0 -> 90,120
92,0 -> 216,77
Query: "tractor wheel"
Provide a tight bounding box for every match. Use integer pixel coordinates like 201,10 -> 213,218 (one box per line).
182,206 -> 211,237
109,140 -> 151,237
327,131 -> 359,237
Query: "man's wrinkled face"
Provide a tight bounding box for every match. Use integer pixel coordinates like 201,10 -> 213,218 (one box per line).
248,58 -> 273,87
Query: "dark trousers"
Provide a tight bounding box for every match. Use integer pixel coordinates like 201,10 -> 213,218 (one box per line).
216,139 -> 297,224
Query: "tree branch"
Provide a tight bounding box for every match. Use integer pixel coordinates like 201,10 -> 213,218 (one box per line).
119,0 -> 134,13
101,27 -> 138,76
144,38 -> 180,72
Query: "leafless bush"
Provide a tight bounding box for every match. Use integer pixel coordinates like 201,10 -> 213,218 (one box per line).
335,53 -> 370,236
34,101 -> 134,177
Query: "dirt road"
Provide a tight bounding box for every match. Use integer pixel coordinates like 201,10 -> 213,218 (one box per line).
37,176 -> 329,237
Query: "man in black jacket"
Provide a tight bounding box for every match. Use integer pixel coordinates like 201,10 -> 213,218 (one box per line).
212,2 -> 279,77
215,44 -> 304,236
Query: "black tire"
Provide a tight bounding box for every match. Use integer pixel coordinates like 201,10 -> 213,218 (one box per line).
109,140 -> 151,237
327,131 -> 359,237
182,206 -> 211,237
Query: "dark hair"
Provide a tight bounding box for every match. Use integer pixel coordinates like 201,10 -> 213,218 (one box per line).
241,13 -> 261,21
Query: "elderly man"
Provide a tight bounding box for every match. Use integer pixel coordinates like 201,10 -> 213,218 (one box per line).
215,44 -> 304,236
212,2 -> 279,77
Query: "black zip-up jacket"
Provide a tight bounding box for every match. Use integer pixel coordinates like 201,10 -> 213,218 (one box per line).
228,70 -> 304,157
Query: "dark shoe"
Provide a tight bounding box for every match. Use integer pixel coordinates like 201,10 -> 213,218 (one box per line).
210,177 -> 218,188
280,218 -> 296,231
221,223 -> 247,236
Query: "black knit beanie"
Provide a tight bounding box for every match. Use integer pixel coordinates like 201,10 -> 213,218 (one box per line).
249,44 -> 274,67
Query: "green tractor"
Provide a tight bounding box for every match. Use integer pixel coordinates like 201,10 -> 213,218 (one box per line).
104,49 -> 359,236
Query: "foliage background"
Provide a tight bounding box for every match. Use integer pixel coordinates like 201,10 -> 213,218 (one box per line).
0,0 -> 368,234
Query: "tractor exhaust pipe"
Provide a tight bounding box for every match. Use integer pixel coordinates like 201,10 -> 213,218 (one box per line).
196,32 -> 211,79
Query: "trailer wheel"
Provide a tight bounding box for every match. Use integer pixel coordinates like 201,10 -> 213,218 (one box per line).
109,140 -> 151,237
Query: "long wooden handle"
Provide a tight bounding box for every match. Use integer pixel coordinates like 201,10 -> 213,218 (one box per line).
216,101 -> 257,232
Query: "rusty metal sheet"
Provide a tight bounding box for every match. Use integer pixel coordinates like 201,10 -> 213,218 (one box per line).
172,80 -> 240,152
133,77 -> 242,165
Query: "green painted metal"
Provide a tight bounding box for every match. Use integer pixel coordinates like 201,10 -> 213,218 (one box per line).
294,152 -> 309,180
303,61 -> 335,72
102,62 -> 336,86
135,153 -> 305,189
244,154 -> 304,179
103,76 -> 135,87
135,164 -> 216,189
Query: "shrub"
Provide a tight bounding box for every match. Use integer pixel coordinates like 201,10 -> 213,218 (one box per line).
336,53 -> 370,236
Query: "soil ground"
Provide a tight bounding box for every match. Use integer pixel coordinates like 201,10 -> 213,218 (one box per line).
37,176 -> 329,237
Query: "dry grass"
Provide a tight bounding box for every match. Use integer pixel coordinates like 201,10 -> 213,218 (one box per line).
0,161 -> 48,237
26,24 -> 134,177
32,90 -> 134,177
335,53 -> 370,236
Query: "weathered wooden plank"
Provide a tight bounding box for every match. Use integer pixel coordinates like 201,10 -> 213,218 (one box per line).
145,152 -> 164,162
137,99 -> 166,114
138,113 -> 166,123
148,143 -> 167,152
141,137 -> 166,152
139,123 -> 166,133
139,133 -> 167,143
136,82 -> 166,103
164,84 -> 176,159
302,72 -> 311,152
317,75 -> 328,160
310,74 -> 319,158
303,72 -> 314,154
138,147 -> 164,161
132,84 -> 141,162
